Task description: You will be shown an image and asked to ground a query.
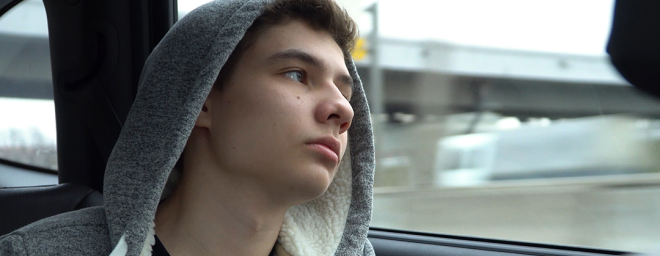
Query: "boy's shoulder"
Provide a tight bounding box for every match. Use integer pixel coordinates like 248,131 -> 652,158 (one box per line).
0,206 -> 112,256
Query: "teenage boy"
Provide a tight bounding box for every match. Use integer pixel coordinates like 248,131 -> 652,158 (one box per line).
0,0 -> 375,255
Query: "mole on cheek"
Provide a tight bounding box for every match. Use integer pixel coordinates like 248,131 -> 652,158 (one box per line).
297,96 -> 300,99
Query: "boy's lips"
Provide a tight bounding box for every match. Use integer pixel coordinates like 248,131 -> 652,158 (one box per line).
306,136 -> 341,162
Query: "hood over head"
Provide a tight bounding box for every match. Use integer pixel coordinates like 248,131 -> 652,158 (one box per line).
102,0 -> 375,255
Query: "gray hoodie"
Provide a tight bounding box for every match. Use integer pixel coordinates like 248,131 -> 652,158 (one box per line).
0,0 -> 375,255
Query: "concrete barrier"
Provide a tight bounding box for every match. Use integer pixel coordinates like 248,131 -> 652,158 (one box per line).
372,173 -> 660,253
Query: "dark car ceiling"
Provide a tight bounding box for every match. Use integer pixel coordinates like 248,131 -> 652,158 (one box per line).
608,0 -> 660,98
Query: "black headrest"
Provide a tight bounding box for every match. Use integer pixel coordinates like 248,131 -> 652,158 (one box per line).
0,183 -> 103,236
607,0 -> 660,97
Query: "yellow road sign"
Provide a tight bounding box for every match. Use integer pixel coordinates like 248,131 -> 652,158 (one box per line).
351,37 -> 367,61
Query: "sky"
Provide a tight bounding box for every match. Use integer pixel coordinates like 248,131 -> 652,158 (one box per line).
0,97 -> 56,146
0,0 -> 616,147
179,0 -> 615,56
374,0 -> 615,56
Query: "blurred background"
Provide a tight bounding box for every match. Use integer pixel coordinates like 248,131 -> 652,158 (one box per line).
3,0 -> 660,253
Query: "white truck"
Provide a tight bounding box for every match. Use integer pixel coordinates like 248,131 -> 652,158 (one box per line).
434,115 -> 659,186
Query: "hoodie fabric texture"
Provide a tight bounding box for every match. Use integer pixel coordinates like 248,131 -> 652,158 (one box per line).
0,0 -> 375,255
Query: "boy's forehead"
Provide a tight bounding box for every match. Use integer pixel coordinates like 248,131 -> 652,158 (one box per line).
253,20 -> 343,59
246,20 -> 350,76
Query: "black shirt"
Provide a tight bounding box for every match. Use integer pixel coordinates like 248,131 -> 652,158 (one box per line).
152,235 -> 278,256
152,235 -> 170,256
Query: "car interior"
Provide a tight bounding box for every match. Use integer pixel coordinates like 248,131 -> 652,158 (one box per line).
0,0 -> 658,255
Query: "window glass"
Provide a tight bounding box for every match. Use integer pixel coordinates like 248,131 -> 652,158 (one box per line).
180,0 -> 660,253
0,0 -> 57,172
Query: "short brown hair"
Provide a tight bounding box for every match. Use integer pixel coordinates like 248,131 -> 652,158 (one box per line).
214,0 -> 359,89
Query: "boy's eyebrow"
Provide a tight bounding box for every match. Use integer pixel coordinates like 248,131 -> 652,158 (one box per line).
268,49 -> 354,95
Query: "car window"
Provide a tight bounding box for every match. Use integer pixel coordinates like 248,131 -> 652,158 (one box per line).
190,0 -> 659,253
0,0 -> 58,173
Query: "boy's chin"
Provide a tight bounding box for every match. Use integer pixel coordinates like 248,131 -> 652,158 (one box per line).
284,173 -> 333,204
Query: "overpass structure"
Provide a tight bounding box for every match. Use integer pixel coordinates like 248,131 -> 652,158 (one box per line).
353,38 -> 660,120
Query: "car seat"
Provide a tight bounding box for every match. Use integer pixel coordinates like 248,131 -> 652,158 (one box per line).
0,183 -> 103,237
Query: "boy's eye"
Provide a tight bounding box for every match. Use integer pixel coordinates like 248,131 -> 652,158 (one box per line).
284,70 -> 303,82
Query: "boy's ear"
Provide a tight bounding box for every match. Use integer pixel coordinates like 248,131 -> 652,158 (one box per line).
195,92 -> 213,129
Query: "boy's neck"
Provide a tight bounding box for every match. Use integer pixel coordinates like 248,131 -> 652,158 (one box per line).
154,164 -> 289,256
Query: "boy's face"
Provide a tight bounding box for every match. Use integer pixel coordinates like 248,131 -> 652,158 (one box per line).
203,19 -> 354,203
